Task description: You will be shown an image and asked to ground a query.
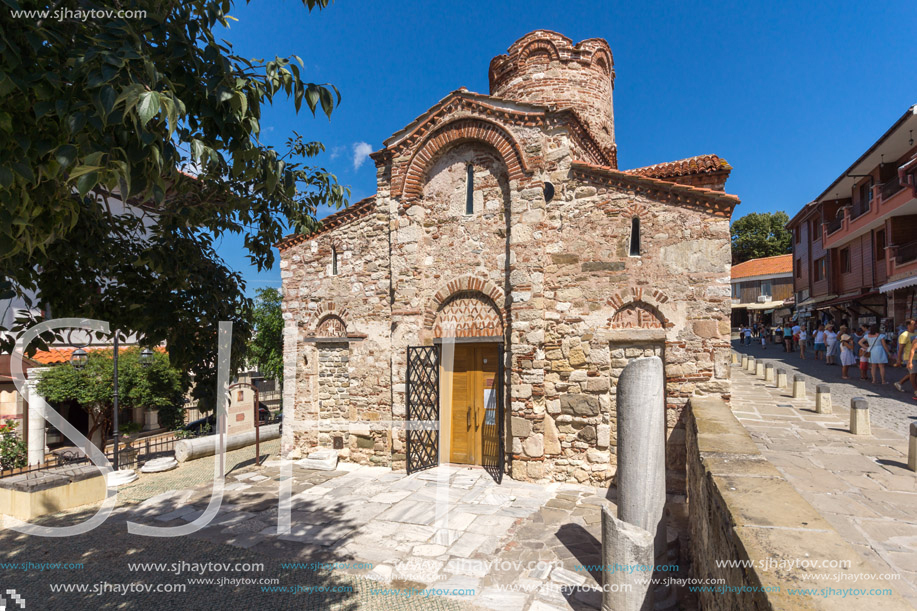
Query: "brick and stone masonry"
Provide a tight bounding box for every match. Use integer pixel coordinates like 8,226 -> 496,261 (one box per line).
277,29 -> 739,491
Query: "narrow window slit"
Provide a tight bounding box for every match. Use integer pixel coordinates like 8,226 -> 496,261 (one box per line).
629,217 -> 641,256
465,164 -> 474,215
331,246 -> 339,275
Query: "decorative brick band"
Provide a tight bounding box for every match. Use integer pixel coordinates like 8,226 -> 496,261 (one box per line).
607,287 -> 674,329
424,275 -> 506,330
304,302 -> 351,335
400,118 -> 529,199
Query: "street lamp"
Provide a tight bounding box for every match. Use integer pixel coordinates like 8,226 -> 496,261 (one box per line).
70,333 -> 124,470
70,348 -> 89,369
139,347 -> 153,368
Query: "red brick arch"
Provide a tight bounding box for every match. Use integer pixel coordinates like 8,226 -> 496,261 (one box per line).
607,287 -> 674,329
423,275 -> 505,330
401,118 -> 529,200
519,38 -> 561,63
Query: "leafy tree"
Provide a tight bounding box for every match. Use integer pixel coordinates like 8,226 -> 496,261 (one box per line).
730,211 -> 792,264
0,0 -> 349,399
247,287 -> 283,383
35,347 -> 184,447
0,419 -> 27,470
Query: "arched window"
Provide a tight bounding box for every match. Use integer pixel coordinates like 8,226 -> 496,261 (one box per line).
331,246 -> 339,275
465,164 -> 474,215
629,217 -> 641,257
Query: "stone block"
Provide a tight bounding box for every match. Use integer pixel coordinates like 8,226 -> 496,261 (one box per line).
511,416 -> 533,438
850,398 -> 870,436
792,374 -> 805,399
909,423 -> 917,472
601,506 -> 654,611
559,394 -> 600,417
815,384 -> 832,414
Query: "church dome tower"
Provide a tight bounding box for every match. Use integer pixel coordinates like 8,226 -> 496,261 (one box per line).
489,30 -> 616,162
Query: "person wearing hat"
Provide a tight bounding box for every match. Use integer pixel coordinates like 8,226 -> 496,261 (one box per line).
839,330 -> 856,380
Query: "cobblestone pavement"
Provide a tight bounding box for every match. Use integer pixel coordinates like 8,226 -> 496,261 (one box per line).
125,463 -> 618,611
2,455 -> 631,610
730,357 -> 917,607
733,339 -> 917,435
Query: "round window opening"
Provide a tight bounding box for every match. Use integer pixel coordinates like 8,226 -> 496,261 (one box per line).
543,182 -> 555,203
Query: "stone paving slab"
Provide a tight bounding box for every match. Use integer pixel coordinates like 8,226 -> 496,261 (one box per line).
731,356 -> 917,607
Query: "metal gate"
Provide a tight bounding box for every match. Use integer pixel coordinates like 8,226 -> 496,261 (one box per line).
405,345 -> 440,474
481,343 -> 505,483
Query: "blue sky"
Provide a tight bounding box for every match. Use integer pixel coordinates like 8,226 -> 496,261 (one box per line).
213,0 -> 917,295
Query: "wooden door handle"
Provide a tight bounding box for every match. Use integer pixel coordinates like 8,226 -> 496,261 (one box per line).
466,408 -> 471,430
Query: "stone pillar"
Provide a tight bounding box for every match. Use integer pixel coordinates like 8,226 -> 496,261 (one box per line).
602,505 -> 654,611
740,354 -> 748,370
755,361 -> 765,378
908,423 -> 917,472
792,374 -> 805,399
850,398 -> 870,436
746,356 -> 756,372
26,379 -> 46,465
731,351 -> 739,365
776,368 -> 788,389
815,385 -> 832,414
617,356 -> 666,560
143,409 -> 160,431
764,364 -> 775,383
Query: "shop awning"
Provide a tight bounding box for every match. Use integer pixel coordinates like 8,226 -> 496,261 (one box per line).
796,294 -> 838,308
731,303 -> 748,310
746,300 -> 786,311
819,291 -> 879,307
879,275 -> 917,294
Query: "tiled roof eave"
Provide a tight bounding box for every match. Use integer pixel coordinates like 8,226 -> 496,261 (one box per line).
275,196 -> 377,252
571,161 -> 740,216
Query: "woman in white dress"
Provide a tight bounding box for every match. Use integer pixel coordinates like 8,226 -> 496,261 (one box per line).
859,324 -> 891,384
839,331 -> 856,379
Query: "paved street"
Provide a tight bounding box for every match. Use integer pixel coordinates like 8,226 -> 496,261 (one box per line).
733,339 -> 917,435
730,357 -> 917,607
1,454 -> 641,611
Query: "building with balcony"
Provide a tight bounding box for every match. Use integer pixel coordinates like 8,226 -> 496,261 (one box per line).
730,254 -> 794,328
787,103 -> 917,330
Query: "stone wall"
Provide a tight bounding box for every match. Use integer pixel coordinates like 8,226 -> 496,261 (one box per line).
279,202 -> 393,466
686,396 -> 910,611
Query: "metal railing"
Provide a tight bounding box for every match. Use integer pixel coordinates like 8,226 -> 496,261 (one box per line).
896,240 -> 917,265
880,177 -> 904,201
849,198 -> 871,220
826,214 -> 843,235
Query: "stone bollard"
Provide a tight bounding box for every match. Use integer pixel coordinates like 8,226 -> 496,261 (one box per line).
617,356 -> 666,561
850,398 -> 870,436
815,384 -> 832,414
731,351 -> 739,365
747,356 -> 756,373
741,354 -> 749,370
764,364 -> 775,383
755,361 -> 765,378
909,423 -> 917,472
602,505 -> 654,611
792,374 -> 806,399
776,368 -> 788,389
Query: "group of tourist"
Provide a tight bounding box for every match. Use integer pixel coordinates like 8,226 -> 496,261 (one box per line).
741,319 -> 917,400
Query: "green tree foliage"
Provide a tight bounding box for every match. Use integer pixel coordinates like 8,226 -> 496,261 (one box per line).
0,419 -> 27,470
730,211 -> 792,264
247,287 -> 283,383
35,347 -> 184,447
0,0 -> 349,398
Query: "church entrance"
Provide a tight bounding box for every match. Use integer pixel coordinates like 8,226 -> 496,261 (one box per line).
448,343 -> 499,465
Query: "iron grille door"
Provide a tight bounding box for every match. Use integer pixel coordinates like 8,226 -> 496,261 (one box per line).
406,345 -> 440,474
481,343 -> 505,483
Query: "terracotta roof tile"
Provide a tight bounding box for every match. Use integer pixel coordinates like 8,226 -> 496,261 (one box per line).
625,154 -> 732,179
29,346 -> 165,365
731,254 -> 793,280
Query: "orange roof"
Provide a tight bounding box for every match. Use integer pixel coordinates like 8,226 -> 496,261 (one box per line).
30,346 -> 165,365
731,254 -> 793,280
625,154 -> 732,180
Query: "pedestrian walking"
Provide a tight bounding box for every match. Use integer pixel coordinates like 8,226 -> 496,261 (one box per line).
859,324 -> 891,385
798,327 -> 807,359
894,319 -> 916,393
813,324 -> 826,361
783,324 -> 793,353
839,332 -> 856,379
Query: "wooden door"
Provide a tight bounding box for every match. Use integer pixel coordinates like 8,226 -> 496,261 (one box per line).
449,344 -> 499,465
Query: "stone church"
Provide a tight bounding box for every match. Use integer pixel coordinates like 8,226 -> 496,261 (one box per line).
278,30 -> 737,491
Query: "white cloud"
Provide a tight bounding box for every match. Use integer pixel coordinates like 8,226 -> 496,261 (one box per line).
352,141 -> 372,170
330,145 -> 346,160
